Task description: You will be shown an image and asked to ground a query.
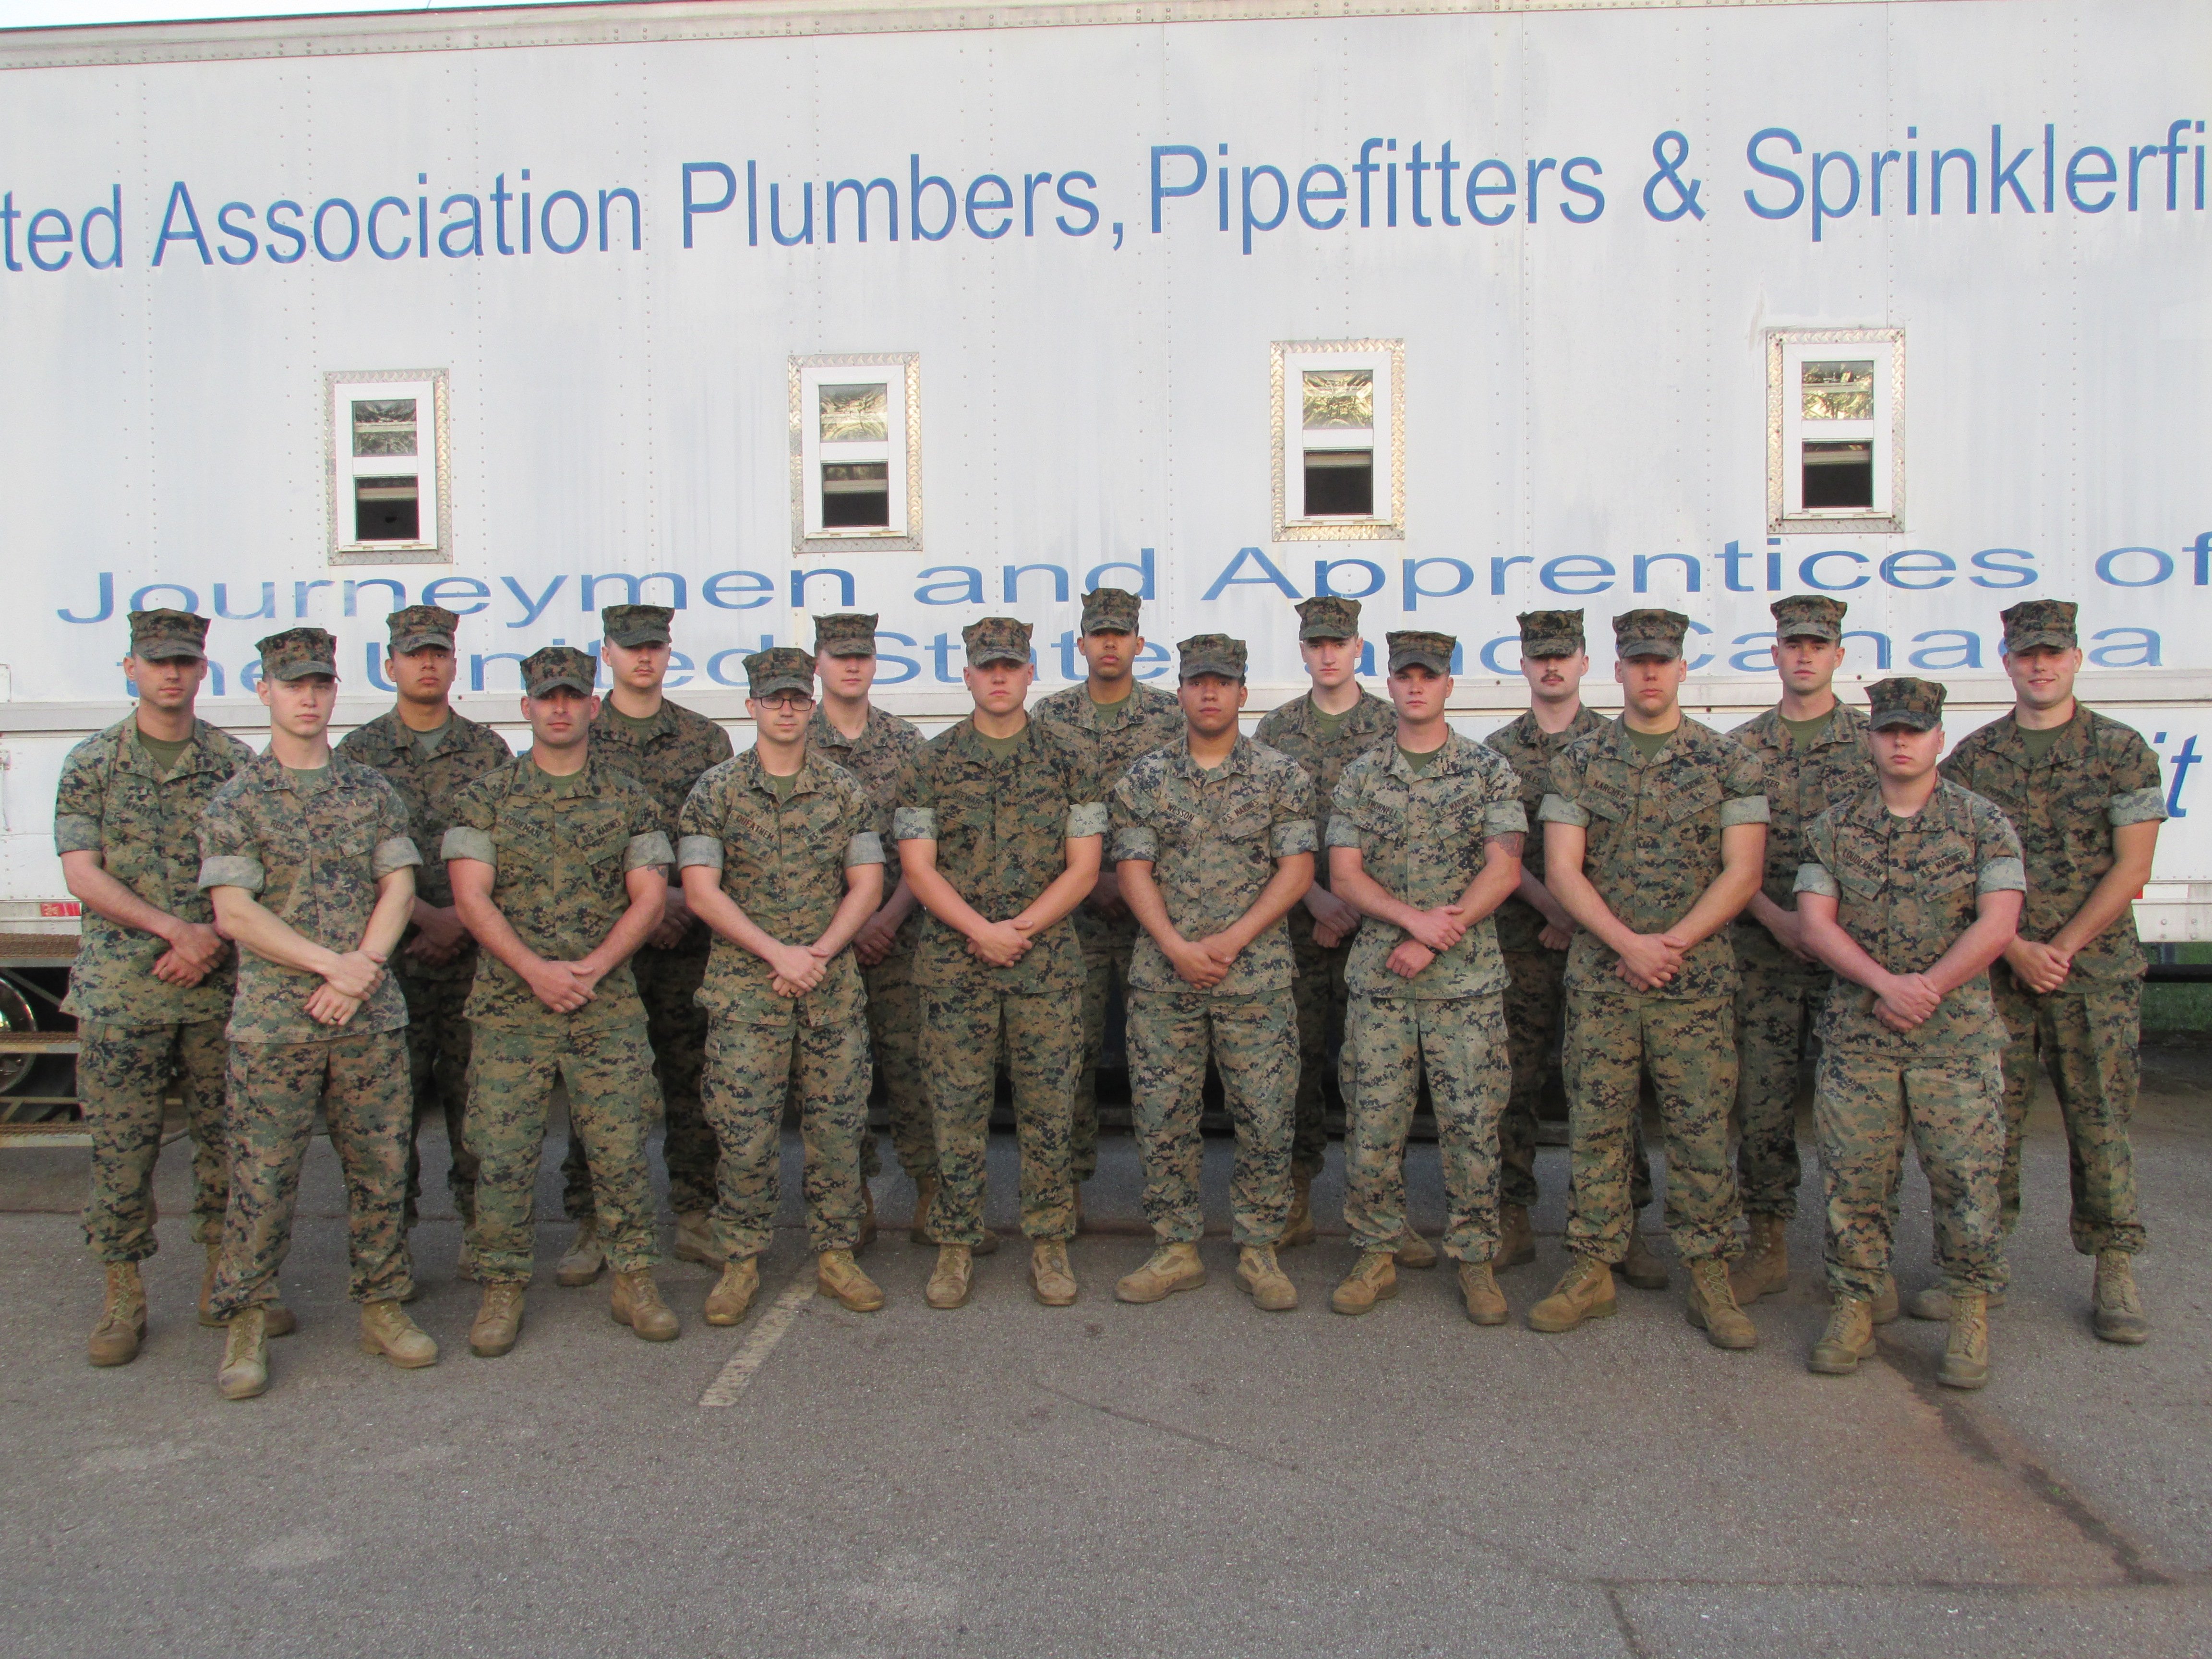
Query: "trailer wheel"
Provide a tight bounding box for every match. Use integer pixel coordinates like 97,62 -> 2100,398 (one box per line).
0,980 -> 37,1096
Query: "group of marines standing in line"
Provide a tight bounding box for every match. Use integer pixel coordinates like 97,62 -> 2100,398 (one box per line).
54,580 -> 2162,1399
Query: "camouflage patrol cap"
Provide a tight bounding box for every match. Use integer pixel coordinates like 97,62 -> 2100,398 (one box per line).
1177,633 -> 1248,682
1865,676 -> 1947,732
962,616 -> 1033,668
386,604 -> 461,655
521,645 -> 596,698
745,647 -> 817,700
1517,610 -> 1585,657
1080,588 -> 1142,634
1772,594 -> 1847,642
1612,609 -> 1691,661
1295,595 -> 1362,641
1386,630 -> 1456,674
128,608 -> 208,662
812,612 -> 879,659
256,627 -> 338,682
2000,599 -> 2078,654
601,604 -> 674,648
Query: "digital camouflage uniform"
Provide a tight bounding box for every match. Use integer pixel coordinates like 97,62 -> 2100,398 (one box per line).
56,663 -> 255,1263
680,681 -> 884,1259
1540,614 -> 1768,1267
1251,596 -> 1396,1180
445,676 -> 671,1286
1034,588 -> 1186,1186
335,609 -> 513,1228
1112,640 -> 1314,1247
1939,610 -> 2165,1256
1330,663 -> 1527,1265
1797,684 -> 2023,1304
806,654 -> 930,1187
565,604 -> 735,1224
1729,676 -> 1874,1224
199,633 -> 422,1318
895,619 -> 1106,1246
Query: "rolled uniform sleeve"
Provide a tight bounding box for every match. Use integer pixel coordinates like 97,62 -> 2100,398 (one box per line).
1793,862 -> 1839,899
845,830 -> 885,867
1109,774 -> 1156,865
676,833 -> 724,871
1484,797 -> 1530,839
1324,775 -> 1368,850
52,744 -> 106,854
1720,745 -> 1771,828
195,792 -> 264,892
443,825 -> 497,867
892,755 -> 936,842
2109,785 -> 2169,827
1793,810 -> 1840,899
53,814 -> 103,855
625,831 -> 674,871
371,835 -> 423,878
1536,793 -> 1588,828
675,772 -> 727,871
1975,800 -> 2029,894
1066,801 -> 1108,840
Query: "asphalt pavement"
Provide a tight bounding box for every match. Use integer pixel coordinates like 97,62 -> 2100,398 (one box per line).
2,1049 -> 2208,1659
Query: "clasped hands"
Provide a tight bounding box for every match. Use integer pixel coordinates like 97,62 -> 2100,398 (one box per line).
306,949 -> 389,1027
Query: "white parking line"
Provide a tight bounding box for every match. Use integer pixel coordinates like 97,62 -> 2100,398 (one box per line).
697,1269 -> 817,1408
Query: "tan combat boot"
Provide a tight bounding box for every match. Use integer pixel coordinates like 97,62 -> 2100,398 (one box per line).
1807,1297 -> 1876,1375
909,1175 -> 939,1244
1528,1255 -> 1616,1332
1395,1229 -> 1439,1270
858,1187 -> 878,1252
1906,1283 -> 2006,1321
1279,1176 -> 1317,1249
2092,1250 -> 2149,1345
198,1242 -> 296,1335
361,1299 -> 439,1368
672,1211 -> 721,1268
216,1305 -> 269,1401
1684,1258 -> 1758,1351
1871,1273 -> 1900,1325
555,1219 -> 605,1287
1497,1204 -> 1536,1270
1116,1242 -> 1207,1304
1939,1290 -> 1992,1388
1459,1259 -> 1509,1326
1729,1213 -> 1790,1302
925,1244 -> 974,1310
1621,1229 -> 1669,1290
1030,1240 -> 1078,1307
819,1250 -> 886,1312
610,1270 -> 681,1341
88,1262 -> 146,1368
1330,1250 -> 1399,1316
1236,1245 -> 1297,1312
704,1258 -> 760,1325
469,1283 -> 526,1358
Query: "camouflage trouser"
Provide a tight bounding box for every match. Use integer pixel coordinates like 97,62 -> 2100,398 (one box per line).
1125,989 -> 1295,1246
1287,907 -> 1350,1179
1992,970 -> 2146,1256
79,1018 -> 229,1262
1563,979 -> 1743,1264
1814,1041 -> 2008,1303
704,1014 -> 870,1258
1070,923 -> 1134,1184
1342,993 -> 1511,1262
398,966 -> 478,1228
1731,927 -> 1826,1220
1500,947 -> 1654,1212
857,942 -> 935,1185
563,938 -> 717,1219
920,981 -> 1077,1245
207,1030 -> 412,1319
467,1018 -> 660,1284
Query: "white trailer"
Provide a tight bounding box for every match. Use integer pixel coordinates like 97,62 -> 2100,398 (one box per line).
0,0 -> 2208,1110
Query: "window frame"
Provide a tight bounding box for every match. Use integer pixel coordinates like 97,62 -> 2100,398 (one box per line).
325,368 -> 451,565
1271,338 -> 1406,542
1766,327 -> 1905,535
789,353 -> 923,554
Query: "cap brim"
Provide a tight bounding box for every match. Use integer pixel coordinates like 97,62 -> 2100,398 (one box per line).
1178,661 -> 1244,682
2005,631 -> 2076,653
1388,652 -> 1453,674
1617,644 -> 1683,661
390,632 -> 454,654
1298,625 -> 1356,641
1521,638 -> 1583,658
605,628 -> 672,648
750,677 -> 816,699
1777,628 -> 1840,644
968,649 -> 1029,667
1868,711 -> 1940,732
527,676 -> 595,697
132,643 -> 206,662
266,661 -> 337,681
817,644 -> 875,659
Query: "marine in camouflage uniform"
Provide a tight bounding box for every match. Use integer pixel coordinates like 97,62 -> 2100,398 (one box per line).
55,611 -> 256,1360
564,603 -> 735,1245
334,605 -> 512,1234
1327,631 -> 1527,1320
1482,610 -> 1654,1241
1795,678 -> 2020,1380
1110,635 -> 1314,1300
807,613 -> 933,1197
1938,600 -> 2164,1340
680,649 -> 884,1285
199,629 -> 423,1331
1250,595 -> 1395,1195
442,649 -> 671,1308
1726,596 -> 1875,1293
896,617 -> 1105,1306
1034,588 -> 1185,1191
1533,610 -> 1768,1346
